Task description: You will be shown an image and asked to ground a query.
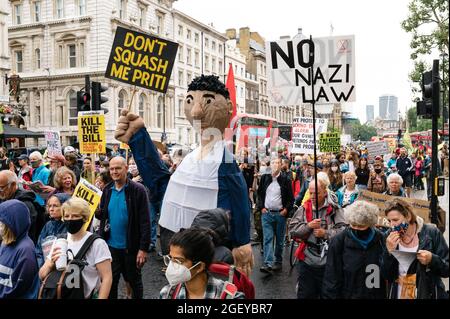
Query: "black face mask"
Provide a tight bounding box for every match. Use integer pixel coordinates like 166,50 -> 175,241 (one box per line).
352,228 -> 372,240
374,168 -> 382,174
64,219 -> 85,234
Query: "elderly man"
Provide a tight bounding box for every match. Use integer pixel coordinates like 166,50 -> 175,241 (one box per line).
384,173 -> 406,197
97,156 -> 150,299
289,177 -> 346,299
29,151 -> 50,208
0,170 -> 39,243
114,75 -> 253,276
46,154 -> 66,189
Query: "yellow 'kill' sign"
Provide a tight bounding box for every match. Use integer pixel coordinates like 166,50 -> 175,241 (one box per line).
73,178 -> 103,231
78,111 -> 106,154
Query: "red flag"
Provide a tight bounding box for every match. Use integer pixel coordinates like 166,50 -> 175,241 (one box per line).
225,63 -> 237,128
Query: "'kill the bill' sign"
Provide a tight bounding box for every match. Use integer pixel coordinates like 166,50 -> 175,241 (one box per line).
78,111 -> 106,154
266,35 -> 355,106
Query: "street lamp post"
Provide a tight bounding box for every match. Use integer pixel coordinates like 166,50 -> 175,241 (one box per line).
440,52 -> 448,142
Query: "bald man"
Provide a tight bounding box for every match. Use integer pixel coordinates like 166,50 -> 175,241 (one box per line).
98,156 -> 150,299
0,170 -> 39,243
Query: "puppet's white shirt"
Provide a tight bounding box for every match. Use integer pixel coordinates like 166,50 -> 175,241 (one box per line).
158,141 -> 225,233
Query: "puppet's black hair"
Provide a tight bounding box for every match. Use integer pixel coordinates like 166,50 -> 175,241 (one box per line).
187,74 -> 230,99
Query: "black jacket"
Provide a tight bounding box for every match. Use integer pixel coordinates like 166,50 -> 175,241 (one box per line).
381,220 -> 449,299
98,179 -> 151,254
322,227 -> 386,299
257,172 -> 294,213
396,156 -> 413,176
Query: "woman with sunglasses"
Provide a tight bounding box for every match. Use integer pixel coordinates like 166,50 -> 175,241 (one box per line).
160,227 -> 244,299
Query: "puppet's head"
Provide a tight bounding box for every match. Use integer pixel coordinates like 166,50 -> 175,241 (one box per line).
185,75 -> 232,135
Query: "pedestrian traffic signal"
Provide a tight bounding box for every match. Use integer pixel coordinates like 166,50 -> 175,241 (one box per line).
77,90 -> 90,112
417,71 -> 433,118
91,81 -> 109,114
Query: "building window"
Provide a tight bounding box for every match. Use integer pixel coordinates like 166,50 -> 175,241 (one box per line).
218,60 -> 223,74
194,33 -> 199,44
186,29 -> 191,40
139,6 -> 146,27
178,99 -> 183,117
78,0 -> 86,15
187,72 -> 192,85
14,4 -> 22,24
138,94 -> 145,118
178,25 -> 183,36
186,48 -> 191,65
34,1 -> 41,22
68,90 -> 78,126
117,0 -> 126,19
157,96 -> 163,128
178,45 -> 183,62
15,51 -> 23,73
205,55 -> 209,71
56,0 -> 64,19
35,49 -> 41,69
240,87 -> 244,99
240,67 -> 243,76
218,44 -> 223,54
80,43 -> 85,67
211,41 -> 216,51
211,57 -> 216,73
118,90 -> 127,114
68,44 -> 76,68
204,37 -> 209,49
156,13 -> 164,34
178,70 -> 184,86
194,51 -> 199,67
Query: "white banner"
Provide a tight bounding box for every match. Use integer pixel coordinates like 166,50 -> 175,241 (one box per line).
44,131 -> 62,157
266,35 -> 355,106
291,117 -> 328,154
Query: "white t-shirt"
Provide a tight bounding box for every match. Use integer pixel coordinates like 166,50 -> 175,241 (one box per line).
396,243 -> 418,299
67,231 -> 112,298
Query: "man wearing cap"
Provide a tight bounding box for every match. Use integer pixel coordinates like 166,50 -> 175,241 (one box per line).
17,154 -> 33,190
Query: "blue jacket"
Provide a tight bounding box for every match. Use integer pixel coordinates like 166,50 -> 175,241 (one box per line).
0,200 -> 40,299
35,220 -> 67,267
31,165 -> 51,206
130,128 -> 251,247
336,186 -> 359,208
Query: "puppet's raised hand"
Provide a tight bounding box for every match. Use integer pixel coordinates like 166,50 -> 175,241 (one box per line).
114,109 -> 145,144
232,243 -> 254,277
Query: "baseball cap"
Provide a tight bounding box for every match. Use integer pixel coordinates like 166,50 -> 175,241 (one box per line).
308,160 -> 323,170
63,146 -> 76,155
17,154 -> 29,161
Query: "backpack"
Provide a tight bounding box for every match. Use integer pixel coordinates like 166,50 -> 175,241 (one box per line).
38,234 -> 100,299
168,263 -> 255,299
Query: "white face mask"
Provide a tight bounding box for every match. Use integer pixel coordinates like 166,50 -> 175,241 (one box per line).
331,166 -> 338,172
128,164 -> 138,176
165,260 -> 201,286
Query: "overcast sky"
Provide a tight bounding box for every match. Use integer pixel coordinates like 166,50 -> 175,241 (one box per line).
173,0 -> 432,123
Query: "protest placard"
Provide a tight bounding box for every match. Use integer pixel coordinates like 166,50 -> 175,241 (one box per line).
78,111 -> 106,154
366,141 -> 389,159
319,132 -> 341,153
105,26 -> 178,93
120,142 -> 130,150
73,178 -> 103,231
384,138 -> 397,151
266,35 -> 355,106
357,190 -> 430,226
45,131 -> 62,157
291,117 -> 328,154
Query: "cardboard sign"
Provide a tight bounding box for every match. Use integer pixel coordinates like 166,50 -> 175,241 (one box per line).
366,141 -> 389,159
105,26 -> 178,93
266,35 -> 355,106
45,131 -> 62,157
319,132 -> 341,153
384,138 -> 397,151
291,117 -> 328,154
120,142 -> 130,150
78,111 -> 106,154
357,190 -> 430,227
73,178 -> 103,231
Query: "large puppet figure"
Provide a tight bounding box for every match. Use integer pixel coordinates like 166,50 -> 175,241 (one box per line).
115,75 -> 253,275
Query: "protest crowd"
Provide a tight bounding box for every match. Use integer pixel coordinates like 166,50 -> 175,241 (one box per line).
0,75 -> 448,300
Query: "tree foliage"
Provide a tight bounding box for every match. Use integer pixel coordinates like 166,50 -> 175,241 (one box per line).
351,120 -> 378,141
401,0 -> 449,98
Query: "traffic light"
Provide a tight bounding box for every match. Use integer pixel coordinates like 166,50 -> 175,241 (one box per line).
77,90 -> 90,112
91,81 -> 109,113
417,71 -> 433,118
